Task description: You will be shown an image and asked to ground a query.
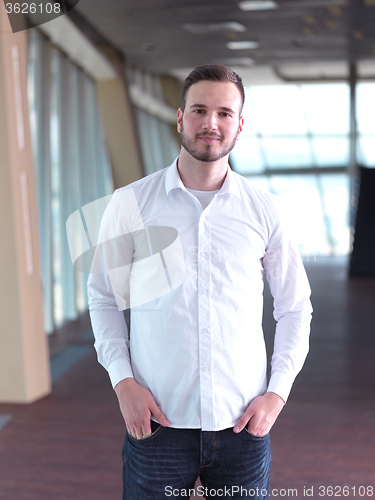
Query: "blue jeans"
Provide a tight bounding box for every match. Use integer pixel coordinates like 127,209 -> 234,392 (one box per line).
122,421 -> 271,499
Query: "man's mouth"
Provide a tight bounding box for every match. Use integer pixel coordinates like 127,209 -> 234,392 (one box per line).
198,134 -> 222,144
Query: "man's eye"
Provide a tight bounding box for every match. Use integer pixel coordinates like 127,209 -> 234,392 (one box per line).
194,109 -> 205,113
220,113 -> 230,117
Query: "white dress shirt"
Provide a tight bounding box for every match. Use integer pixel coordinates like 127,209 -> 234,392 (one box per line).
88,159 -> 312,431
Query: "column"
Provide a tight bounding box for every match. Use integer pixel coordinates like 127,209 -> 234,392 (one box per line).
0,4 -> 51,402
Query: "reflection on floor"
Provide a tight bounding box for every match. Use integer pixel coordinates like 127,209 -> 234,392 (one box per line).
0,256 -> 374,500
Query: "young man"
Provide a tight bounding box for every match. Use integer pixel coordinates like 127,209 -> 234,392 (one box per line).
88,65 -> 312,499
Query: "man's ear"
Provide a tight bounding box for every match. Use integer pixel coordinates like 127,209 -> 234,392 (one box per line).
177,108 -> 183,133
236,115 -> 244,141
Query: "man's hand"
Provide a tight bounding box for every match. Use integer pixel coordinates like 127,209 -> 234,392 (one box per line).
114,378 -> 170,439
233,392 -> 285,436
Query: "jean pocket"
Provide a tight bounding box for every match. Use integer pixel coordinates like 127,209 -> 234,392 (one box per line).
243,427 -> 269,441
127,421 -> 164,443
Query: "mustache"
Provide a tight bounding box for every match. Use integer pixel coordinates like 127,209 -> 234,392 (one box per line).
197,132 -> 223,139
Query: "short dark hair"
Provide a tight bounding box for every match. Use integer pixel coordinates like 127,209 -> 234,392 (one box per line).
182,64 -> 245,113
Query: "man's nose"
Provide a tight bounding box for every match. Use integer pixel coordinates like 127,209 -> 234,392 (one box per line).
202,112 -> 218,130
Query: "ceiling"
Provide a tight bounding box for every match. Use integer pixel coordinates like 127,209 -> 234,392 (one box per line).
72,0 -> 375,80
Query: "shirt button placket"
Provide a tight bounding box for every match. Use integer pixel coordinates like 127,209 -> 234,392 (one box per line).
197,210 -> 214,430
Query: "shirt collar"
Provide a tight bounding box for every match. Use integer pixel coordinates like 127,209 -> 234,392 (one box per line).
219,165 -> 241,200
165,157 -> 241,200
165,158 -> 186,196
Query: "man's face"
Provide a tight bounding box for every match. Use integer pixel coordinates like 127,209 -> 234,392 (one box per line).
177,81 -> 244,163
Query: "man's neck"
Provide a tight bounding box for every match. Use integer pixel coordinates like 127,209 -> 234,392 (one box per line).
177,149 -> 229,191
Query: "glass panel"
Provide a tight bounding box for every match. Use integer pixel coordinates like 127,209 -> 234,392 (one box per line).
158,121 -> 180,167
357,83 -> 375,134
28,30 -> 54,334
231,136 -> 264,173
149,115 -> 166,172
49,48 -> 64,326
243,175 -> 271,192
262,137 -> 312,168
28,34 -> 114,331
136,109 -> 154,175
312,137 -> 349,166
269,175 -> 329,256
241,95 -> 258,135
239,174 -> 350,256
249,85 -> 308,135
59,58 -> 78,323
357,136 -> 375,167
69,65 -> 87,314
135,111 -> 179,175
167,124 -> 180,164
301,84 -> 350,134
231,82 -> 351,257
319,175 -> 350,254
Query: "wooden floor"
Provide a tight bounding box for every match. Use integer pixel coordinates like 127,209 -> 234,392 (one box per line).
0,256 -> 374,499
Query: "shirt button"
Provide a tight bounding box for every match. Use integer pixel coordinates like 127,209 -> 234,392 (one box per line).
201,328 -> 208,334
200,251 -> 208,259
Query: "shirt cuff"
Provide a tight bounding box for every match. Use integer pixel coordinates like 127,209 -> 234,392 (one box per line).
107,358 -> 134,388
267,370 -> 296,403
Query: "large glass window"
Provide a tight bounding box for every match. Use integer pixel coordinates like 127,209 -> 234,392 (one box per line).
357,82 -> 375,167
232,83 -> 350,173
267,174 -> 349,257
129,68 -> 179,175
230,83 -> 354,256
28,30 -> 113,332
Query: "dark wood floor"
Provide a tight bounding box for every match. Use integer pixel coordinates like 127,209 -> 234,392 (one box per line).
0,256 -> 374,499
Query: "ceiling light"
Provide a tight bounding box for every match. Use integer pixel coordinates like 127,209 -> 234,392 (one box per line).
183,22 -> 247,34
325,20 -> 338,29
227,41 -> 259,50
238,1 -> 278,11
352,30 -> 365,40
302,28 -> 314,36
328,5 -> 343,16
302,15 -> 317,25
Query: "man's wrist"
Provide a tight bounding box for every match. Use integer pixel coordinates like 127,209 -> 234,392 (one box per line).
265,391 -> 285,405
114,377 -> 135,395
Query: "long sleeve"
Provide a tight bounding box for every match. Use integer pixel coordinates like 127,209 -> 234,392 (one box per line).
263,201 -> 312,402
87,191 -> 136,388
88,275 -> 133,388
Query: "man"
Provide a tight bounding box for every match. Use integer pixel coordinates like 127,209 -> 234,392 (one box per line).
88,65 -> 312,499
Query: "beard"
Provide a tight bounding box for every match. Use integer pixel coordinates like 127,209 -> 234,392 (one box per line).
180,121 -> 239,163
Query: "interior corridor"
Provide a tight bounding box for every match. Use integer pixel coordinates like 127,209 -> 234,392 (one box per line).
0,256 -> 374,500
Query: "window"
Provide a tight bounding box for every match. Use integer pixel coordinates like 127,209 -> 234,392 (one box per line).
357,82 -> 375,167
230,83 -> 353,256
28,30 -> 113,332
